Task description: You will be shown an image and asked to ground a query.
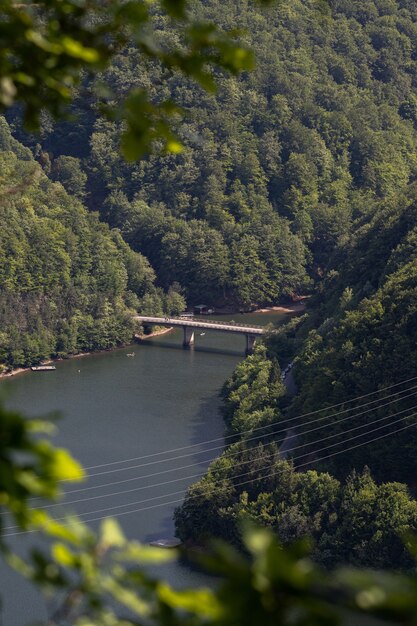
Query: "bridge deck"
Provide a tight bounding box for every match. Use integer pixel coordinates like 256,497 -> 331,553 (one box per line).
134,316 -> 264,335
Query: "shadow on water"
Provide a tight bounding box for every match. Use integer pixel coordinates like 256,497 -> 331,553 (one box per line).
145,509 -> 179,543
188,394 -> 226,448
137,339 -> 244,358
144,394 -> 225,544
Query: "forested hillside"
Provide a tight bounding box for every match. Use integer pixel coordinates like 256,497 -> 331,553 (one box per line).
4,0 -> 417,569
174,342 -> 417,569
286,184 -> 417,482
8,0 -> 417,305
170,0 -> 417,562
0,120 -> 184,371
12,0 -> 417,305
175,140 -> 417,568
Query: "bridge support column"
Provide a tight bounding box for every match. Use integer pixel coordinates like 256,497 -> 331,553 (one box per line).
246,334 -> 257,355
183,326 -> 195,348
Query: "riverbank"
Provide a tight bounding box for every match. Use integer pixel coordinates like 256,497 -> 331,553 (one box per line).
0,328 -> 176,380
212,298 -> 308,316
0,306 -> 290,381
0,352 -> 103,380
0,367 -> 28,380
135,327 -> 174,341
254,300 -> 308,315
1,308 -> 240,626
0,349 -> 121,380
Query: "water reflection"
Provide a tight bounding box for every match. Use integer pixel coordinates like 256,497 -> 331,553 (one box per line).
0,311 -> 287,625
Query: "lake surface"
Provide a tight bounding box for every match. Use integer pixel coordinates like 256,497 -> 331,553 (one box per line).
0,311 -> 285,625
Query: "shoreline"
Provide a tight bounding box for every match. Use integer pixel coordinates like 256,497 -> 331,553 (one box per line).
0,327 -> 176,380
135,327 -> 174,341
253,301 -> 307,314
213,297 -> 308,316
0,366 -> 29,380
0,349 -> 110,381
0,304 -> 299,380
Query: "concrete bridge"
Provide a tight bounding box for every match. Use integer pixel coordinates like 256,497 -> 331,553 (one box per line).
134,316 -> 264,354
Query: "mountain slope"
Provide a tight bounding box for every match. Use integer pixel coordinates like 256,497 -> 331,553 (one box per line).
0,119 -> 166,370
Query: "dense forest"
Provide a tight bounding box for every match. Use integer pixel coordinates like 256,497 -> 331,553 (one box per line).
9,0 -> 417,306
3,0 -> 417,571
170,0 -> 417,566
175,345 -> 417,569
0,120 -> 185,370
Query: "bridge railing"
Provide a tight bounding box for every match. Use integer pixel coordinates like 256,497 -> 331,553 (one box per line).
171,317 -> 264,329
136,315 -> 264,330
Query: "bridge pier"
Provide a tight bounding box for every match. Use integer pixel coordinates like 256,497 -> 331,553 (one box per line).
183,326 -> 195,348
246,334 -> 257,355
135,316 -> 263,354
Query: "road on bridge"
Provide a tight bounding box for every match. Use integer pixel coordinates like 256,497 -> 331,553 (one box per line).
134,316 -> 265,335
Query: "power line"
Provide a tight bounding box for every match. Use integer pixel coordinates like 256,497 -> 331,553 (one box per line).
80,374 -> 417,472
69,375 -> 417,476
62,384 -> 417,494
5,417 -> 417,538
62,379 -> 417,482
5,405 -> 417,532
38,407 -> 417,519
29,394 -> 417,511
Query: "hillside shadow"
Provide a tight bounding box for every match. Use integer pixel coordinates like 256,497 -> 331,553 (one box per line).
144,393 -> 225,544
138,339 -> 243,358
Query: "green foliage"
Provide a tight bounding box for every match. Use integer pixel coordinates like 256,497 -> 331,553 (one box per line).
164,282 -> 187,315
0,398 -> 84,536
51,155 -> 87,200
2,391 -> 417,626
286,187 -> 417,483
0,0 -> 271,157
4,0 -> 417,623
176,324 -> 417,569
0,118 -> 168,369
221,344 -> 285,435
23,0 -> 417,305
0,400 -> 373,626
198,525 -> 417,626
164,0 -> 417,539
104,193 -> 308,305
176,435 -> 417,570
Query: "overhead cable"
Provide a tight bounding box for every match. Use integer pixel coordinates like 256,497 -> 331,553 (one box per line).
4,405 -> 417,533
5,417 -> 417,538
68,379 -> 417,481
31,394 -> 417,509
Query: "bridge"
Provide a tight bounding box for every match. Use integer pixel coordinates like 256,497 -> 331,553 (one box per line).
134,316 -> 265,354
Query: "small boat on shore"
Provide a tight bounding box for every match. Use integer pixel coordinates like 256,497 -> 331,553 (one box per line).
31,365 -> 56,372
149,538 -> 181,549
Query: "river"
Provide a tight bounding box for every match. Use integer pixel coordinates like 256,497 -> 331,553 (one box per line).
0,311 -> 285,625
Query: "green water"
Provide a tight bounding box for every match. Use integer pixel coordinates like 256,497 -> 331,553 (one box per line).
0,310 -> 388,626
0,311 -> 285,625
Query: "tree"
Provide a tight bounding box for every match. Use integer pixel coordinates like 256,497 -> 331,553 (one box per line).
0,0 -> 269,158
164,283 -> 187,316
230,235 -> 269,307
0,120 -> 165,368
51,155 -> 87,200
